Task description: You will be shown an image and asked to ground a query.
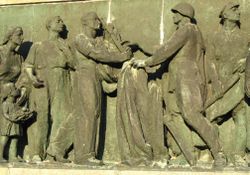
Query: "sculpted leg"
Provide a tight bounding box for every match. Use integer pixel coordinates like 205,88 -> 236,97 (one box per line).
46,113 -> 74,163
165,113 -> 195,166
0,136 -> 8,162
178,82 -> 225,167
233,102 -> 247,167
25,88 -> 49,161
74,70 -> 102,165
9,137 -> 21,162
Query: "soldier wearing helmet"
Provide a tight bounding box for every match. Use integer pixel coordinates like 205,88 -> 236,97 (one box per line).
206,2 -> 250,167
171,2 -> 195,21
132,2 -> 226,167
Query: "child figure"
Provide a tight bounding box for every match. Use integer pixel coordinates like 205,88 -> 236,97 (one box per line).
0,83 -> 33,162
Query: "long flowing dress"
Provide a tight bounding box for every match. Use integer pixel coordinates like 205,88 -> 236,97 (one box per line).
0,46 -> 23,137
116,62 -> 167,165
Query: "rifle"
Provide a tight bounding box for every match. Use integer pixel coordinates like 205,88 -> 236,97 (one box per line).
204,73 -> 240,109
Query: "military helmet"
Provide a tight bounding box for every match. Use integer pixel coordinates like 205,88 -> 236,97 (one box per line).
171,2 -> 195,19
219,2 -> 240,18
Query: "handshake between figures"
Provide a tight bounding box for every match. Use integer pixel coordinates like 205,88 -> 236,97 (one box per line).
129,57 -> 148,68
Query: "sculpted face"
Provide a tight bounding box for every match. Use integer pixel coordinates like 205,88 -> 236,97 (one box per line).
10,28 -> 24,46
85,17 -> 101,38
87,17 -> 101,30
223,6 -> 240,22
173,12 -> 183,25
49,17 -> 64,33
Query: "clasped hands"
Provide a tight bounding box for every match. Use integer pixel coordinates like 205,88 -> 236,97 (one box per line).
129,57 -> 148,68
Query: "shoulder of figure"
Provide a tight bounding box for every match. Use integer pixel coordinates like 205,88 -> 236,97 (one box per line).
75,33 -> 88,41
75,33 -> 90,44
177,23 -> 195,35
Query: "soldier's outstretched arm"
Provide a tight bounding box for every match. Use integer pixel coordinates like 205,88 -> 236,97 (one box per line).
145,26 -> 189,67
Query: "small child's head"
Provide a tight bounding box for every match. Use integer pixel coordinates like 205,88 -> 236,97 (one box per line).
1,83 -> 19,102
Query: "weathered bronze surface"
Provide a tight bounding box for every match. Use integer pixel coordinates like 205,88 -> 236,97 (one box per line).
0,0 -> 250,171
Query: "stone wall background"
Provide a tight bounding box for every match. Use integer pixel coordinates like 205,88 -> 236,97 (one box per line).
0,0 -> 84,5
0,0 -> 250,163
0,0 -> 249,53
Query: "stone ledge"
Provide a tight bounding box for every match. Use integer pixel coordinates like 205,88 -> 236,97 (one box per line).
0,164 -> 249,175
1,168 -> 250,175
0,0 -> 107,6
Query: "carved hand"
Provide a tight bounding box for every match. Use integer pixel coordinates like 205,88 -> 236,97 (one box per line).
131,59 -> 146,68
16,87 -> 27,105
233,58 -> 246,73
125,47 -> 133,59
32,78 -> 44,88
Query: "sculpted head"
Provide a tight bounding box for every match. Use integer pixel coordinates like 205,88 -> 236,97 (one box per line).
81,12 -> 101,38
2,26 -> 23,46
171,2 -> 195,25
46,16 -> 64,33
1,83 -> 19,103
220,2 -> 240,23
81,12 -> 101,30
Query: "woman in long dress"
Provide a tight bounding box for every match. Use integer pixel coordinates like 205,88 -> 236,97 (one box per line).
0,26 -> 26,162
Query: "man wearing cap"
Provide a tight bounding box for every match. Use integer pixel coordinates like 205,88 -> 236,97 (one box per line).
206,2 -> 250,167
132,2 -> 226,167
73,12 -> 131,165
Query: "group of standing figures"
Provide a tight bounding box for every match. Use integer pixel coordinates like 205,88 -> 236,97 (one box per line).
1,1 -> 250,168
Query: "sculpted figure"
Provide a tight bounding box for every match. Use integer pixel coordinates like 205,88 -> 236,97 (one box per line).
246,50 -> 250,97
206,2 -> 250,167
0,26 -> 30,162
245,35 -> 250,165
0,83 -> 33,163
43,19 -> 132,164
24,16 -> 75,162
116,60 -> 168,166
73,12 -> 131,165
115,31 -> 169,166
132,2 -> 226,167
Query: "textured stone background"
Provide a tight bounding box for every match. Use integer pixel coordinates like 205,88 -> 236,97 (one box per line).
0,0 -> 249,163
0,0 -> 77,5
0,0 -> 249,53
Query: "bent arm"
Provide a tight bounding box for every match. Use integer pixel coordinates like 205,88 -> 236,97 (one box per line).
75,35 -> 130,63
2,104 -> 15,122
23,43 -> 44,87
89,49 -> 130,63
